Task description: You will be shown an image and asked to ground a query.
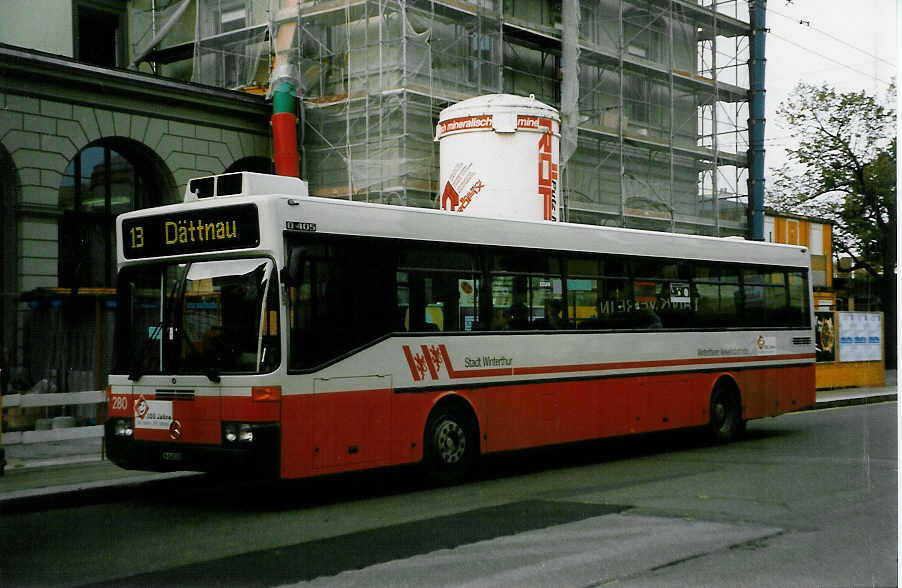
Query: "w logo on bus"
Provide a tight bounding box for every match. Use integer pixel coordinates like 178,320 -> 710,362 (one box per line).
402,344 -> 447,381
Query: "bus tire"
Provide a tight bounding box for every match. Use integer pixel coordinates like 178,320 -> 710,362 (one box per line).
424,404 -> 478,484
709,382 -> 745,444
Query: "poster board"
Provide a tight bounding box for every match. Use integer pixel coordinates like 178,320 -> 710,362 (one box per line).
815,312 -> 836,362
837,312 -> 883,362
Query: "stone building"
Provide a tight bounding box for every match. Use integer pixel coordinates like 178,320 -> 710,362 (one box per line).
1,41 -> 272,395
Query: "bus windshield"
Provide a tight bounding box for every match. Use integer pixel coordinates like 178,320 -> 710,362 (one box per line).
115,258 -> 280,380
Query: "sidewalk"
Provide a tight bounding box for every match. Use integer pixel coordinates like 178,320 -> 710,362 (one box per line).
810,372 -> 897,409
0,374 -> 895,510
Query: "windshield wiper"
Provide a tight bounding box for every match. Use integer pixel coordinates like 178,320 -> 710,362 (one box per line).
128,266 -> 187,381
177,327 -> 221,383
129,323 -> 221,383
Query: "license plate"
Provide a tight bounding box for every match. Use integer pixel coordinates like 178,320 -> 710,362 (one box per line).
162,452 -> 183,461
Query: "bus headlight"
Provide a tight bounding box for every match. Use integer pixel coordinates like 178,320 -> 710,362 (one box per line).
112,419 -> 134,437
223,423 -> 255,444
238,426 -> 254,443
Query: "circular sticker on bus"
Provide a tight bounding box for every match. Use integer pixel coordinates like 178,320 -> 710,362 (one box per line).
135,398 -> 149,420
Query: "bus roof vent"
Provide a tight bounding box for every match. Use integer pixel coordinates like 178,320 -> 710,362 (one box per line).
184,172 -> 309,201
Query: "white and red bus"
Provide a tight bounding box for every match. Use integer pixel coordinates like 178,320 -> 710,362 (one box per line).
106,171 -> 815,481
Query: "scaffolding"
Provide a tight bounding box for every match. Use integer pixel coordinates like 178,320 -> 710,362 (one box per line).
133,0 -> 754,235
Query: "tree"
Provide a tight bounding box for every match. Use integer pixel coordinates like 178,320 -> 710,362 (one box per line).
768,82 -> 896,366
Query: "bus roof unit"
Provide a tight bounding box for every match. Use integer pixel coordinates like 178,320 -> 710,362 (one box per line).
184,171 -> 308,201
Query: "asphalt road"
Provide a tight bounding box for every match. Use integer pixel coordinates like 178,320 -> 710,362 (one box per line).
1,402 -> 896,587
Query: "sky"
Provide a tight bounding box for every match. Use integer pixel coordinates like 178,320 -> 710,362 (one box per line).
762,0 -> 898,176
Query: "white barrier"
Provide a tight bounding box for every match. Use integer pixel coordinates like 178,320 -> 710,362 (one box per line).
2,391 -> 106,445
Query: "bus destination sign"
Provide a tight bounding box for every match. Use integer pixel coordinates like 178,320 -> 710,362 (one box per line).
122,204 -> 260,259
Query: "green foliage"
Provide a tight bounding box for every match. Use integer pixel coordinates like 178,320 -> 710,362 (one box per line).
768,82 -> 896,279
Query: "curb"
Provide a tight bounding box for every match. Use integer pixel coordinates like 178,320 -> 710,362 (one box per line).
4,453 -> 104,471
0,471 -> 199,514
811,393 -> 897,411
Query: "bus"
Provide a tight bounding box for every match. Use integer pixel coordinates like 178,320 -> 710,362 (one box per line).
105,171 -> 815,482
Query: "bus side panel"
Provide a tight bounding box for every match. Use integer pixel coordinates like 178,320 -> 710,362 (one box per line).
277,364 -> 815,478
738,369 -> 769,419
737,364 -> 815,421
222,396 -> 280,422
391,381 -> 628,458
479,364 -> 814,456
634,376 -> 698,433
556,378 -> 646,443
556,380 -> 600,443
280,393 -> 314,479
599,379 -> 633,438
282,388 -> 484,479
484,373 -> 716,453
485,383 -> 563,452
785,364 -> 816,412
311,388 -> 392,471
391,392 -> 431,465
799,365 -> 816,409
389,388 -> 487,464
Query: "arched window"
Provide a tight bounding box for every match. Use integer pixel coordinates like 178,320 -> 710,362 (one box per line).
59,141 -> 163,288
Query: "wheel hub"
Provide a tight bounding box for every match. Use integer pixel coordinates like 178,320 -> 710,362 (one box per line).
714,400 -> 731,432
435,420 -> 466,464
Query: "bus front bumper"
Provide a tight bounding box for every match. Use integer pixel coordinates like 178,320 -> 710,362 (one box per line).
104,419 -> 280,478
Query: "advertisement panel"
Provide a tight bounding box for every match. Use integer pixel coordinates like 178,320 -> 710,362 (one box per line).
815,311 -> 836,362
837,312 -> 882,362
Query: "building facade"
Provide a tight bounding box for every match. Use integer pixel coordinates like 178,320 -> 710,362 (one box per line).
175,0 -> 753,235
763,210 -> 885,389
1,0 -> 757,397
764,209 -> 835,311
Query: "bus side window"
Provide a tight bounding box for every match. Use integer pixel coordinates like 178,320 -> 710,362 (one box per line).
787,271 -> 810,327
397,244 -> 479,333
530,276 -> 564,329
489,250 -> 563,331
398,270 -> 480,332
743,268 -> 789,328
488,274 -> 524,330
566,277 -> 597,328
694,263 -> 742,328
288,237 -> 395,370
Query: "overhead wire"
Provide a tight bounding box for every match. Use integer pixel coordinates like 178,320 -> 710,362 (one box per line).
767,31 -> 894,88
768,6 -> 896,68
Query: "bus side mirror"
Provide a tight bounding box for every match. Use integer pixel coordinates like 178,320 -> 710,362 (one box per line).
281,246 -> 305,286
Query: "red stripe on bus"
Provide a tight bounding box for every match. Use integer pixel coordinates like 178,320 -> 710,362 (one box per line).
511,353 -> 814,376
436,344 -> 812,381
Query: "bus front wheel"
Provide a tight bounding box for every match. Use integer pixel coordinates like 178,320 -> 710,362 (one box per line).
424,406 -> 477,484
709,384 -> 745,444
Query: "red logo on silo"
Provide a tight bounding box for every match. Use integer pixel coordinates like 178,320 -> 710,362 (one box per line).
537,118 -> 558,221
441,161 -> 485,214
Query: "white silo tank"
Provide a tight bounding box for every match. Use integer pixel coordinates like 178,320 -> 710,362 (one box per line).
436,94 -> 561,221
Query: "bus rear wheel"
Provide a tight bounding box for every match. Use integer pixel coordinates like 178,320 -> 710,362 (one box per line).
424,406 -> 477,484
709,384 -> 745,444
